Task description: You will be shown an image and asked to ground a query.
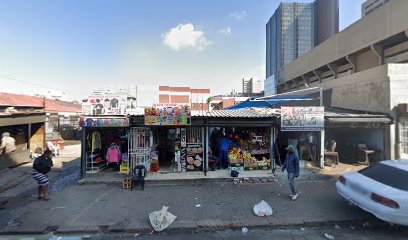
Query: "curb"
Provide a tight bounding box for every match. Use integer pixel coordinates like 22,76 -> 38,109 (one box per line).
0,218 -> 390,236
78,175 -> 337,186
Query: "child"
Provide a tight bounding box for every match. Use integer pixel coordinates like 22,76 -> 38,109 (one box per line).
32,150 -> 54,200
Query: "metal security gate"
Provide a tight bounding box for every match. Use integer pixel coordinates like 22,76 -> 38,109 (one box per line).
128,127 -> 151,172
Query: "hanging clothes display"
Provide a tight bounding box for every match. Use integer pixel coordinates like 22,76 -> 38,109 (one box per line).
106,143 -> 121,163
92,131 -> 102,151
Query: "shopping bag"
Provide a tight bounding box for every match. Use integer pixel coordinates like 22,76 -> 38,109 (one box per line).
253,200 -> 273,217
149,206 -> 177,232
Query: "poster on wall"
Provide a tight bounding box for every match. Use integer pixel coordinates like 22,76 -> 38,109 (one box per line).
82,95 -> 134,115
281,107 -> 324,131
144,104 -> 191,125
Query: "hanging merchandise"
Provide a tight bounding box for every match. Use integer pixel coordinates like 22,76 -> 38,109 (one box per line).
106,143 -> 121,163
92,131 -> 101,151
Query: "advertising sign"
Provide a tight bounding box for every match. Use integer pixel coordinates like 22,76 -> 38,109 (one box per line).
82,95 -> 135,115
281,107 -> 324,131
144,104 -> 191,125
79,117 -> 129,127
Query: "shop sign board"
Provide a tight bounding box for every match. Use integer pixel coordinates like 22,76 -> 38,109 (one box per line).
79,117 -> 129,127
144,104 -> 191,126
281,107 -> 324,131
82,95 -> 135,115
180,128 -> 187,148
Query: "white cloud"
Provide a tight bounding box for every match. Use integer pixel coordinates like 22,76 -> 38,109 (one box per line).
218,27 -> 232,36
161,23 -> 213,51
229,10 -> 247,20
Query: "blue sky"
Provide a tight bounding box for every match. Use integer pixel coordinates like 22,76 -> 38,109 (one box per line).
0,0 -> 364,101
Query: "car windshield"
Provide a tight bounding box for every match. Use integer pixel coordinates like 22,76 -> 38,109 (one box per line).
358,163 -> 408,191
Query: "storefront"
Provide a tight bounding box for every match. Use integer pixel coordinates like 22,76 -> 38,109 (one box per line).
324,109 -> 391,165
79,116 -> 134,175
80,109 -> 279,178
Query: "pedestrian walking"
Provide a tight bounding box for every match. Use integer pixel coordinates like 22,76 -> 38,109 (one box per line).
282,145 -> 300,201
32,150 -> 54,200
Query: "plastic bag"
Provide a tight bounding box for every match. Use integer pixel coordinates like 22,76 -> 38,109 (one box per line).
149,206 -> 177,232
253,200 -> 273,217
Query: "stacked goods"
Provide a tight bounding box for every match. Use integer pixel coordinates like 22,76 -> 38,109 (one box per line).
229,147 -> 244,165
186,144 -> 203,171
244,156 -> 258,170
257,157 -> 271,170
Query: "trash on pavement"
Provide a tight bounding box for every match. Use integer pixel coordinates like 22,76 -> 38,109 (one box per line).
334,224 -> 341,229
253,200 -> 273,217
149,206 -> 177,232
195,204 -> 202,208
300,227 -> 305,231
324,233 -> 335,240
241,227 -> 248,234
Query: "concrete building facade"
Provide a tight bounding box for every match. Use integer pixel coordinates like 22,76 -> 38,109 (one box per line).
265,0 -> 339,96
362,0 -> 391,17
277,0 -> 408,160
159,86 -> 211,111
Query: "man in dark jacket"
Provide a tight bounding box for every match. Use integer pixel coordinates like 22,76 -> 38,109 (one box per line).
282,145 -> 300,200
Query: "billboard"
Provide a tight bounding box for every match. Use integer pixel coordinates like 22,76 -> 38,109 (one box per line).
281,107 -> 324,131
144,104 -> 191,125
82,95 -> 135,115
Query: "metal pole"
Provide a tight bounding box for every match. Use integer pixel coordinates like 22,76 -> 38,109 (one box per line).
204,124 -> 209,176
270,125 -> 275,170
81,127 -> 86,178
320,86 -> 325,168
320,129 -> 325,168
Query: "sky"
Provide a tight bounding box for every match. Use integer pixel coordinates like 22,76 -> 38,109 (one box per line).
0,0 -> 365,103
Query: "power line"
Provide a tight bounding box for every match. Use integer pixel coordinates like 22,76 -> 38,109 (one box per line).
0,75 -> 67,93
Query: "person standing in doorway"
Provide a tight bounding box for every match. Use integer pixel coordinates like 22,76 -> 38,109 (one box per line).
218,133 -> 236,169
282,145 -> 300,200
32,150 -> 54,200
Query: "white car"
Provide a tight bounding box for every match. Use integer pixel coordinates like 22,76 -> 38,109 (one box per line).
336,160 -> 408,226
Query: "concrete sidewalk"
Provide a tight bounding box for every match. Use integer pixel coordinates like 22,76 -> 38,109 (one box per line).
0,178 -> 379,235
0,144 -> 81,207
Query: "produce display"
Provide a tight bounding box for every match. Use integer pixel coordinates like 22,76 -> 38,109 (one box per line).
229,146 -> 272,170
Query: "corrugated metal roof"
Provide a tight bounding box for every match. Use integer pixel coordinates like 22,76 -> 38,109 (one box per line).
191,110 -> 277,118
0,92 -> 81,114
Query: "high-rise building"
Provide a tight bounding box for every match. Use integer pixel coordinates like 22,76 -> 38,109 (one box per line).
265,0 -> 338,97
362,0 -> 390,17
242,78 -> 263,97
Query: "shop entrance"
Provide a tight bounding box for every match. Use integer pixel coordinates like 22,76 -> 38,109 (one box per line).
157,128 -> 177,172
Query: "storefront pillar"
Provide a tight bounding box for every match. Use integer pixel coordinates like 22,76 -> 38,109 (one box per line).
204,125 -> 209,175
270,125 -> 275,170
81,127 -> 86,177
320,129 -> 325,168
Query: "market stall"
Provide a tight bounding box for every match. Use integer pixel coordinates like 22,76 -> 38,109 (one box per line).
209,127 -> 273,171
79,116 -> 132,174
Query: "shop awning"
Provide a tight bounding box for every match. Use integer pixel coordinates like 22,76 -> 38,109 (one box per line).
227,95 -> 316,110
